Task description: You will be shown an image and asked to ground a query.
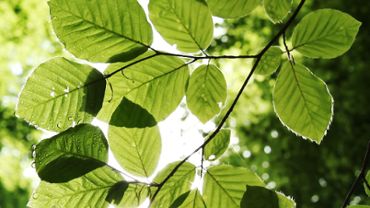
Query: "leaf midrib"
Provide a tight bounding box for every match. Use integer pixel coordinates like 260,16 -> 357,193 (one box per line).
206,171 -> 239,206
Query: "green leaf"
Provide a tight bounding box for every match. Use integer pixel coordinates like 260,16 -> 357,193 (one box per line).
292,9 -> 361,59
117,184 -> 149,208
207,0 -> 260,19
29,166 -> 124,208
204,129 -> 231,161
186,64 -> 227,123
273,62 -> 333,143
149,0 -> 213,53
17,57 -> 105,132
255,46 -> 282,75
347,206 -> 370,208
151,162 -> 196,207
364,171 -> 370,196
35,124 -> 108,183
100,55 -> 189,123
203,165 -> 264,208
173,189 -> 206,208
108,125 -> 161,177
263,0 -> 292,24
241,186 -> 295,208
49,0 -> 152,63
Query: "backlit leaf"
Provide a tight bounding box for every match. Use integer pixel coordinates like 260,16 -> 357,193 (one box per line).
207,0 -> 260,19
255,46 -> 282,75
264,0 -> 292,23
204,129 -> 230,161
186,64 -> 227,123
49,0 -> 152,62
17,57 -> 105,132
292,9 -> 361,59
35,124 -> 108,183
203,165 -> 264,208
100,55 -> 189,123
149,0 -> 213,53
108,125 -> 161,177
151,162 -> 196,207
29,166 -> 124,208
273,62 -> 333,143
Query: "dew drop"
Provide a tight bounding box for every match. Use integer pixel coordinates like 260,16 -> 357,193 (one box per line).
32,192 -> 39,199
64,86 -> 70,93
50,91 -> 56,97
31,161 -> 36,168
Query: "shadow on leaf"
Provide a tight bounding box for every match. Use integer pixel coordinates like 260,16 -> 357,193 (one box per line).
110,97 -> 157,128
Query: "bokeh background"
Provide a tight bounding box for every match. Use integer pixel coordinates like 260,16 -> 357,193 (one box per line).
0,0 -> 369,207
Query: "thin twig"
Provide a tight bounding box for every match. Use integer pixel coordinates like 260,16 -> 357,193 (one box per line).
150,0 -> 306,202
342,140 -> 370,208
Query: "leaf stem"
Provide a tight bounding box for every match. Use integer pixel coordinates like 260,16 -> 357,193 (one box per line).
342,139 -> 370,208
150,0 -> 306,202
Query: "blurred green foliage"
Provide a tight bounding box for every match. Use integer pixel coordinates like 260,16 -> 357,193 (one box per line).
0,0 -> 61,207
210,1 -> 370,207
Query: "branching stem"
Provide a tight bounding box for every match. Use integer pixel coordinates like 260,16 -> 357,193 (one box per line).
150,0 -> 306,202
342,140 -> 370,208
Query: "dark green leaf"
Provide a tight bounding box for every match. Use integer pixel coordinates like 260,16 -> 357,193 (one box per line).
292,9 -> 361,59
49,0 -> 152,62
241,186 -> 295,208
149,0 -> 213,53
203,165 -> 264,208
35,124 -> 108,183
207,0 -> 260,18
273,62 -> 333,143
17,57 -> 105,132
204,129 -> 230,161
186,64 -> 227,123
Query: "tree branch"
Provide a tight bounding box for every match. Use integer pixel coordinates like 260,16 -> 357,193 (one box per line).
342,139 -> 370,208
150,0 -> 306,202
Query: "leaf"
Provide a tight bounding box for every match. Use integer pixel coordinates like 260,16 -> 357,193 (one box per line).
117,184 -> 150,208
263,0 -> 292,24
276,192 -> 296,208
207,0 -> 260,19
49,0 -> 152,63
347,206 -> 370,208
364,171 -> 370,196
173,189 -> 206,208
273,62 -> 333,143
17,57 -> 105,132
108,125 -> 161,177
186,64 -> 227,123
151,162 -> 196,207
35,124 -> 108,183
255,46 -> 282,75
203,165 -> 264,208
149,0 -> 213,53
29,166 -> 124,208
291,9 -> 361,59
100,55 -> 189,123
204,129 -> 231,161
241,186 -> 295,208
